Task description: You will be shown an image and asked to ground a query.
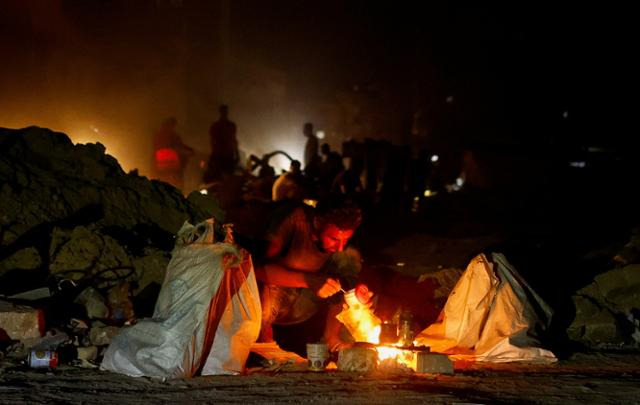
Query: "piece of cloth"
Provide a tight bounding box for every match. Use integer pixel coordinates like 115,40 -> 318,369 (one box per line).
414,252 -> 556,363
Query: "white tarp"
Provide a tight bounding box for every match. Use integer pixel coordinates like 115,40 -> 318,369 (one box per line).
414,252 -> 556,363
101,219 -> 261,378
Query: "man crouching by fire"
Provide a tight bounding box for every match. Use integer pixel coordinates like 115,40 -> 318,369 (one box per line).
254,197 -> 370,353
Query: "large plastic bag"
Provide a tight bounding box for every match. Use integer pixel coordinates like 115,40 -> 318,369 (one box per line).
101,219 -> 261,378
414,252 -> 556,363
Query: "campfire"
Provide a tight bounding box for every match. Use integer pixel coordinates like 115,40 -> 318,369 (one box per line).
336,286 -> 437,372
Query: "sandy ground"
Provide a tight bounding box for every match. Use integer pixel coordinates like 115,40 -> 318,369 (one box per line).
1,352 -> 640,404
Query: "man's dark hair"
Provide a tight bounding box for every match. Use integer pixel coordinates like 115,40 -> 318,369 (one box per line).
315,197 -> 362,230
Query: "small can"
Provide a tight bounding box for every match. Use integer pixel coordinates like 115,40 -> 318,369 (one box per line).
28,350 -> 59,369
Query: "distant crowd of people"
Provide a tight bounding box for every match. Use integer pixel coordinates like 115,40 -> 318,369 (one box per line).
151,104 -> 437,212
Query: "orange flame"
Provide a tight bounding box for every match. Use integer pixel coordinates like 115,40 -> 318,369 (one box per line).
376,344 -> 418,370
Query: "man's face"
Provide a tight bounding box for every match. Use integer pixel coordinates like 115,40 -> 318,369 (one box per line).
317,223 -> 354,253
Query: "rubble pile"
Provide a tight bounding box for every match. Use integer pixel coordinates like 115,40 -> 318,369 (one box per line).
0,126 -> 223,367
568,227 -> 640,347
1,126 -> 223,290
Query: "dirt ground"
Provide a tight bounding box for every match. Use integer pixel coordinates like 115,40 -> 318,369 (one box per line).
1,352 -> 639,404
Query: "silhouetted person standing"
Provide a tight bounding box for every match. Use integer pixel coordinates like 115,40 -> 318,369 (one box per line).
205,104 -> 238,182
152,116 -> 193,190
303,122 -> 321,183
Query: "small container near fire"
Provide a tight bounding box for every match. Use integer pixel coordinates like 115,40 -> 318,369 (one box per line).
398,310 -> 415,346
306,343 -> 329,371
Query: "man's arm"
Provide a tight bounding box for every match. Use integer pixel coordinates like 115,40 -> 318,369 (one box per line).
324,303 -> 352,353
255,263 -> 341,298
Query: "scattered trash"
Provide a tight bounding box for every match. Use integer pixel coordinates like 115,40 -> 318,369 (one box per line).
32,332 -> 69,351
28,350 -> 58,369
106,282 -> 135,324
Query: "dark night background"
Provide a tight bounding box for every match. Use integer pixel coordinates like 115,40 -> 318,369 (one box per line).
0,2 -> 636,252
0,0 -> 638,359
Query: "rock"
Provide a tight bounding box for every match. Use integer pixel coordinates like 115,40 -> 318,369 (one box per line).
74,287 -> 109,320
49,226 -> 132,283
76,346 -> 98,361
131,248 -> 170,295
0,247 -> 42,278
89,326 -> 120,346
594,265 -> 640,313
0,300 -> 44,340
337,347 -> 377,372
568,264 -> 640,345
415,352 -> 454,374
0,126 -> 223,301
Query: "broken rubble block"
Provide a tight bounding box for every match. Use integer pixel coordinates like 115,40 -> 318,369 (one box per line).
337,347 -> 377,372
89,326 -> 120,346
75,287 -> 109,320
416,352 -> 454,374
0,300 -> 43,340
77,346 -> 98,361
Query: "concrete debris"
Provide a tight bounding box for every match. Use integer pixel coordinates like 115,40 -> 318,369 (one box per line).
76,346 -> 98,361
337,347 -> 377,372
0,247 -> 41,273
7,287 -> 51,301
415,352 -> 454,374
568,263 -> 640,346
0,126 -> 223,293
89,326 -> 120,346
75,287 -> 109,320
48,226 -> 131,282
0,300 -> 43,340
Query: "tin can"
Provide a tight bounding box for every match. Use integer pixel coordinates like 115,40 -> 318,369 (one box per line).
28,350 -> 59,369
306,343 -> 329,371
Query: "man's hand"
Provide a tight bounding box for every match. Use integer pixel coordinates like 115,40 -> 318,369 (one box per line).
306,274 -> 342,298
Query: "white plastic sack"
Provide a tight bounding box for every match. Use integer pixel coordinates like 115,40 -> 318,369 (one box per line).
101,219 -> 261,378
414,252 -> 556,363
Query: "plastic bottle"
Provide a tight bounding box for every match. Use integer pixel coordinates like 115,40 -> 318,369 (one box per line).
398,309 -> 415,347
